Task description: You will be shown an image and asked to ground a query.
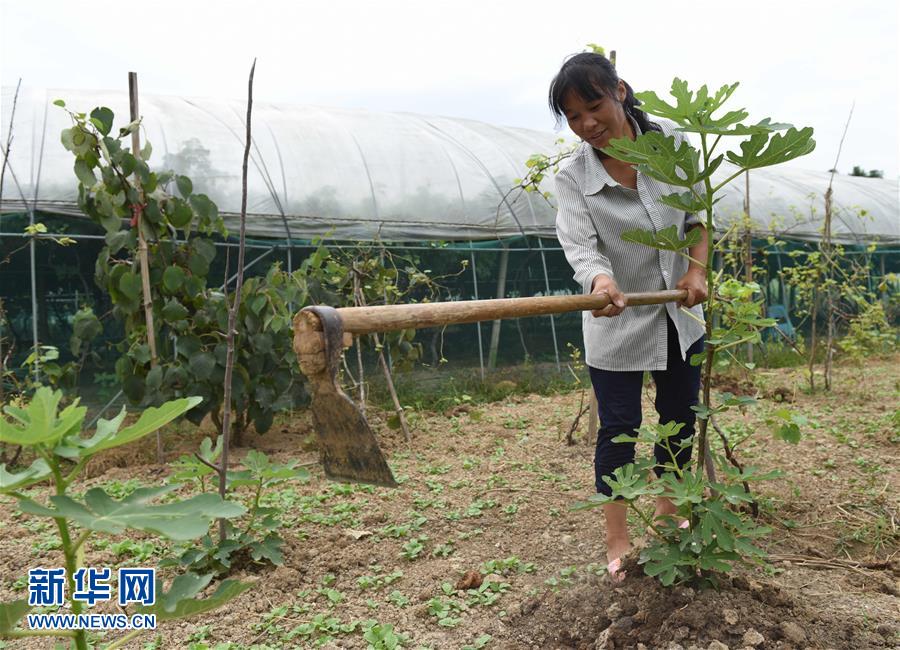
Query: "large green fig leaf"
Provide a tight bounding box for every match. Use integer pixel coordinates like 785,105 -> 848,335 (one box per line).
135,572 -> 253,622
0,599 -> 31,635
18,486 -> 245,540
64,396 -> 202,458
621,225 -> 703,253
0,387 -> 86,447
725,127 -> 815,170
639,540 -> 694,586
602,132 -> 699,188
0,458 -> 51,493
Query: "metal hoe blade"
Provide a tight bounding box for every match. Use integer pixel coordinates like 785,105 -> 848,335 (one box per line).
296,305 -> 397,487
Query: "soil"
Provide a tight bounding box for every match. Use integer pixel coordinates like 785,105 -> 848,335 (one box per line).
1,355 -> 898,650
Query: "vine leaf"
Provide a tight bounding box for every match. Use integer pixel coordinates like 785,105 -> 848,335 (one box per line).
769,408 -> 805,444
176,175 -> 193,198
89,107 -> 114,136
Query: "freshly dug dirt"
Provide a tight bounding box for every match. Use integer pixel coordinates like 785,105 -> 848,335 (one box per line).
503,552 -> 897,649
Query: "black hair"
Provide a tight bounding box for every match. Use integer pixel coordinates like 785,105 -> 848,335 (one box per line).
548,52 -> 660,135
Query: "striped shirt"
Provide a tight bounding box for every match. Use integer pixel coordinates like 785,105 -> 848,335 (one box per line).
555,118 -> 706,371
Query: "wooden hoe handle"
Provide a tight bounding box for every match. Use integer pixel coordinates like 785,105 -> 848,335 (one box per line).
306,290 -> 688,335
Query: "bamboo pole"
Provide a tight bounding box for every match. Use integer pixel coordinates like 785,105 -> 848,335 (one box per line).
487,247 -> 509,369
469,245 -> 486,381
823,187 -> 834,390
128,72 -> 163,462
744,171 -> 753,365
536,237 -> 561,372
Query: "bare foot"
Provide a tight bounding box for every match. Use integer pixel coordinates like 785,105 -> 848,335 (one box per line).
606,536 -> 631,564
605,536 -> 631,582
607,557 -> 626,583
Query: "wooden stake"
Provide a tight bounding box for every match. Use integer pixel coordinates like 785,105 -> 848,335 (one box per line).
129,72 -> 163,464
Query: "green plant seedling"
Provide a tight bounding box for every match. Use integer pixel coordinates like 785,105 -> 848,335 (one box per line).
165,449 -> 309,576
0,388 -> 250,649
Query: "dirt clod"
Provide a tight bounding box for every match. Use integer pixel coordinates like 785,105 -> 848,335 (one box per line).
780,620 -> 806,644
594,627 -> 612,649
741,628 -> 764,646
875,623 -> 896,638
722,608 -> 739,626
673,625 -> 690,641
455,569 -> 482,590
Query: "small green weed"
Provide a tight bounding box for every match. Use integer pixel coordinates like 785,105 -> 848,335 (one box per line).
400,535 -> 429,560
480,557 -> 536,575
388,590 -> 410,607
462,634 -> 492,650
357,568 -> 404,590
432,542 -> 455,557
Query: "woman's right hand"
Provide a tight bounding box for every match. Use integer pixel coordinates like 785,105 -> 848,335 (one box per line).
590,274 -> 626,317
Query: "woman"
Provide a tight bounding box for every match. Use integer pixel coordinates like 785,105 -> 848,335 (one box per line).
549,52 -> 708,580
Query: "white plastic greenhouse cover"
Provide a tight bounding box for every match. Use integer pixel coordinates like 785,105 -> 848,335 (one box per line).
2,86 -> 898,244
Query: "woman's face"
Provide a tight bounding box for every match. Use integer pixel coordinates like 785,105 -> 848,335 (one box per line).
561,80 -> 633,151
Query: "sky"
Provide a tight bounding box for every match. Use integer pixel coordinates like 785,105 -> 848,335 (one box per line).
1,0 -> 898,179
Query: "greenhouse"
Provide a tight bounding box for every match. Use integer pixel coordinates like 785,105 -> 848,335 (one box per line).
2,73 -> 900,650
1,87 -> 898,384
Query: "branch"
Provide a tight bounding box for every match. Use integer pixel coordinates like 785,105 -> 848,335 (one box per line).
0,77 -> 22,205
827,102 -> 855,189
218,58 -> 256,542
194,452 -> 224,476
709,414 -> 757,516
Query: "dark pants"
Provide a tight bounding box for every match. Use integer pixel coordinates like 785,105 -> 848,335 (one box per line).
588,316 -> 703,496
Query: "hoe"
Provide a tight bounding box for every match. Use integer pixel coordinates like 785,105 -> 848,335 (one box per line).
293,289 -> 688,486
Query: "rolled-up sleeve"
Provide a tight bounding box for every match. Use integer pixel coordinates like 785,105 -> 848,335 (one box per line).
554,167 -> 615,294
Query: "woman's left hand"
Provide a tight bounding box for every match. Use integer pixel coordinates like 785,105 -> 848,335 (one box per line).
675,268 -> 708,308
